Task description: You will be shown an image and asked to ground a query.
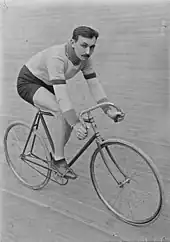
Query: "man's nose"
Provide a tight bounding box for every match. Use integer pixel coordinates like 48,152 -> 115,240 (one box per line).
85,47 -> 90,54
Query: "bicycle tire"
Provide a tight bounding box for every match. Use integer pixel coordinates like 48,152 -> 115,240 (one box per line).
4,121 -> 52,190
90,139 -> 164,226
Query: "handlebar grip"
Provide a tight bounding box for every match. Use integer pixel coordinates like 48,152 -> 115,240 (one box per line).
113,112 -> 125,123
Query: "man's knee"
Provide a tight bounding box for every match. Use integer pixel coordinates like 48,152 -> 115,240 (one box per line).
33,87 -> 60,113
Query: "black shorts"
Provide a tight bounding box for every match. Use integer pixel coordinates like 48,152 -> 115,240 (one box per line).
17,65 -> 55,106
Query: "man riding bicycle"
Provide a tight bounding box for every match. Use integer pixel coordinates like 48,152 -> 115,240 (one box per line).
17,25 -> 122,178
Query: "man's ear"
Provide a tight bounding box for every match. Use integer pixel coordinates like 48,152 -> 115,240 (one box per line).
71,39 -> 76,48
70,39 -> 75,47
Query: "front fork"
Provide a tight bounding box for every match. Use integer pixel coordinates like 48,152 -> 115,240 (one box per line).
97,141 -> 130,188
88,112 -> 130,188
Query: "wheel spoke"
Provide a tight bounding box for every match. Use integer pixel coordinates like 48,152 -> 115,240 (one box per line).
11,130 -> 23,152
112,187 -> 124,211
127,196 -> 134,220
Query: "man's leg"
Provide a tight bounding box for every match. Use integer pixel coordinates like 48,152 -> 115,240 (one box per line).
33,87 -> 72,160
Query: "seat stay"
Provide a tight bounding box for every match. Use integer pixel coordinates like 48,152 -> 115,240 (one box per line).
22,111 -> 40,155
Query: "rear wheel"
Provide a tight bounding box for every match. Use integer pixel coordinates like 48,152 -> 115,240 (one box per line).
4,121 -> 51,190
90,139 -> 164,226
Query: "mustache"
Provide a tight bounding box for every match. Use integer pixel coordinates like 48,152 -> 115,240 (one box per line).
82,54 -> 90,58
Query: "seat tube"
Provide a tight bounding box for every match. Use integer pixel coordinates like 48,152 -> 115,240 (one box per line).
22,111 -> 40,154
30,111 -> 41,153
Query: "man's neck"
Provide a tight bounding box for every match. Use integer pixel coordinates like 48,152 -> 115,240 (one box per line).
65,40 -> 81,66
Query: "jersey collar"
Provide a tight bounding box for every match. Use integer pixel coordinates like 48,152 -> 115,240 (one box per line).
65,40 -> 81,66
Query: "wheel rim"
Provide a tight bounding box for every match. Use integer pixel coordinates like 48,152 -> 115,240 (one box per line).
90,140 -> 163,225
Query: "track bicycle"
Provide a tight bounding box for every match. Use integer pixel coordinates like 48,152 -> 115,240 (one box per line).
3,102 -> 164,226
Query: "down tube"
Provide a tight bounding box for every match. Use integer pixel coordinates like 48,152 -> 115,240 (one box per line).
68,134 -> 97,167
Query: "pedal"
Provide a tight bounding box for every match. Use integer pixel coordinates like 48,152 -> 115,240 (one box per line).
63,168 -> 78,180
52,171 -> 68,185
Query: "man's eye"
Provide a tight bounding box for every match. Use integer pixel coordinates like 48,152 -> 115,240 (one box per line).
90,46 -> 95,50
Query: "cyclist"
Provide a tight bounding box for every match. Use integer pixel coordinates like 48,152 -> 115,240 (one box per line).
17,25 -> 122,178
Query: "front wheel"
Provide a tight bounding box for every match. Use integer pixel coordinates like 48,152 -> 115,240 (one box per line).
90,139 -> 164,226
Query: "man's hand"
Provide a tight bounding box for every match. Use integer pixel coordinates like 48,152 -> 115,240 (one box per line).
73,122 -> 88,140
106,109 -> 125,122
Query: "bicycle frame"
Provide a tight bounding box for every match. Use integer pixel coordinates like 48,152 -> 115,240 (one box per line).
21,108 -> 127,183
21,109 -> 102,166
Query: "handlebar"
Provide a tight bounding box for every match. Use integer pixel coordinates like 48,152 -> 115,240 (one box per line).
79,102 -> 124,119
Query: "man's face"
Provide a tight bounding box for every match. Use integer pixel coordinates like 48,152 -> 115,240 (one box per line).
71,35 -> 97,60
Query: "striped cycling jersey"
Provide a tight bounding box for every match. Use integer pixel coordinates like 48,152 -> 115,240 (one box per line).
26,40 -> 96,85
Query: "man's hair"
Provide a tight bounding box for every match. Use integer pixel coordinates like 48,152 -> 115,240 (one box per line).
72,26 -> 99,42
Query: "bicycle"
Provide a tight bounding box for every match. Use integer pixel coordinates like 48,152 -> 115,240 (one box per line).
3,102 -> 164,226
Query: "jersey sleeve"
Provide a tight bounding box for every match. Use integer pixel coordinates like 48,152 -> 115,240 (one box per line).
81,57 -> 97,80
46,55 -> 66,84
47,56 -> 79,126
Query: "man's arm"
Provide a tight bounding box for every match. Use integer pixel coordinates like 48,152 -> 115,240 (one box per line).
86,77 -> 111,113
82,58 -> 111,113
